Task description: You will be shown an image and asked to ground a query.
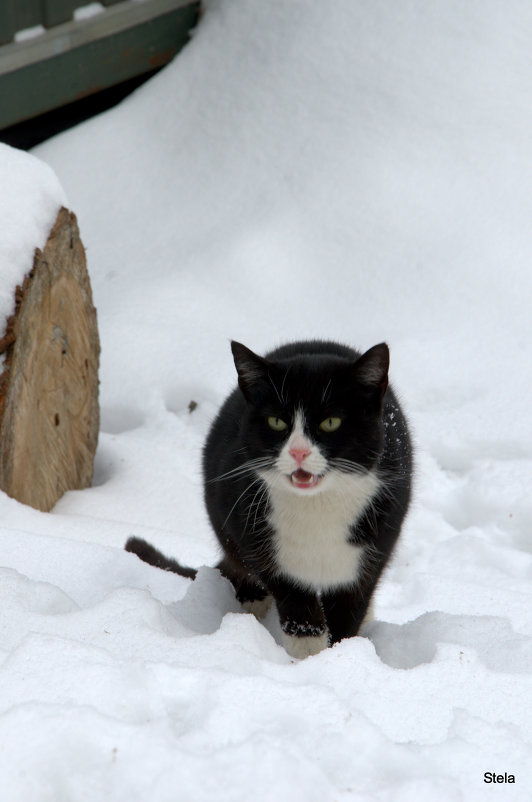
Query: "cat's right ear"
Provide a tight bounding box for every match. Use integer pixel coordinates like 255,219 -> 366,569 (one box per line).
352,343 -> 389,402
231,341 -> 269,400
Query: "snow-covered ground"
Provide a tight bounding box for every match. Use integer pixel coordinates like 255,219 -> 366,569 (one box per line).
0,0 -> 531,798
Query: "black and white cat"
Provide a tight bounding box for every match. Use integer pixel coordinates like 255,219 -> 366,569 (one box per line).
126,340 -> 412,659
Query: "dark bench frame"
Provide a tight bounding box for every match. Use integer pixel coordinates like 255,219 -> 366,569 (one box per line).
0,0 -> 199,131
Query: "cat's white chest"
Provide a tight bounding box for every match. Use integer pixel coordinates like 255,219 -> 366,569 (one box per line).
265,471 -> 380,590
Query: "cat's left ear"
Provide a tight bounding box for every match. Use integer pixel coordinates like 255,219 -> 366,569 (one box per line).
353,343 -> 389,399
231,341 -> 270,400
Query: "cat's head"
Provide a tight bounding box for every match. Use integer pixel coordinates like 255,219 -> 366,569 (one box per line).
231,340 -> 388,495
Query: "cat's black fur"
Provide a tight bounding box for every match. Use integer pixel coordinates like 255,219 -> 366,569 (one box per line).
126,340 -> 412,658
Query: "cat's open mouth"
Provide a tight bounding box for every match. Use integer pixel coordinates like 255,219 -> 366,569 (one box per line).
290,468 -> 323,489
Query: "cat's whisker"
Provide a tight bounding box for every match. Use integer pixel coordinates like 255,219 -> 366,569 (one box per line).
329,458 -> 368,476
241,471 -> 276,537
267,371 -> 283,406
209,457 -> 274,483
243,481 -> 267,532
221,476 -> 264,530
280,368 -> 290,405
252,482 -> 271,534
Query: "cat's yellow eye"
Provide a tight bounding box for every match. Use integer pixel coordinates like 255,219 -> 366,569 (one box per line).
319,417 -> 342,432
267,416 -> 288,432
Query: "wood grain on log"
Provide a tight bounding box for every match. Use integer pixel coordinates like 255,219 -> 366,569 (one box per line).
0,207 -> 100,512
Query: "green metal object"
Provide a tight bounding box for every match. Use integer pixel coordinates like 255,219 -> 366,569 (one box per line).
2,0 -> 81,36
42,0 -> 73,29
0,0 -> 200,130
0,6 -> 16,46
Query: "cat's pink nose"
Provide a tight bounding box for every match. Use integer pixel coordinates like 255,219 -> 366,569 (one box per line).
289,446 -> 310,466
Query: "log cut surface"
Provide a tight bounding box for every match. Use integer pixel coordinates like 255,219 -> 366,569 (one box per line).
0,207 -> 100,512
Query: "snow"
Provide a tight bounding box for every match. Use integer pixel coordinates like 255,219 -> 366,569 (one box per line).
0,0 -> 531,798
14,25 -> 46,43
74,4 -> 105,23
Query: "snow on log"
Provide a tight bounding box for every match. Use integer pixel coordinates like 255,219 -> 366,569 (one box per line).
0,207 -> 100,512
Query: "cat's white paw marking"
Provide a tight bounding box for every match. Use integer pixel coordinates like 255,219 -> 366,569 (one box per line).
282,631 -> 329,659
242,595 -> 273,619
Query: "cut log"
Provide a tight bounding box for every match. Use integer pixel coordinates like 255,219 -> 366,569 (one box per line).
0,207 -> 100,512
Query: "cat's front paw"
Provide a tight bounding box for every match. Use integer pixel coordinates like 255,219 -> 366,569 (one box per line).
360,601 -> 375,629
281,630 -> 329,659
241,595 -> 273,619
